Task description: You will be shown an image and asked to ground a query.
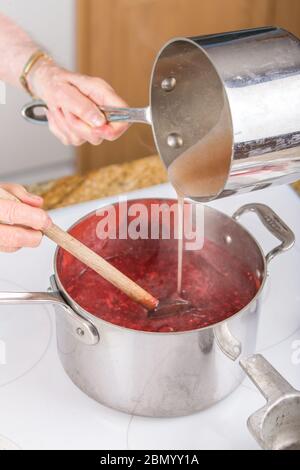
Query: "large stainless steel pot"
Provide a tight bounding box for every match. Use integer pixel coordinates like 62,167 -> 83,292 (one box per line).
22,27 -> 300,200
0,201 -> 294,417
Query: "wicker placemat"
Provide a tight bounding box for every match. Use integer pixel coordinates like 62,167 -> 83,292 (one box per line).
292,181 -> 300,196
27,155 -> 168,210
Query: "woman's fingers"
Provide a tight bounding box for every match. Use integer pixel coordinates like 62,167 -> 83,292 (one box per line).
0,246 -> 20,253
95,86 -> 130,141
0,183 -> 44,207
0,184 -> 50,251
68,74 -> 125,108
46,110 -> 70,145
0,199 -> 51,230
0,225 -> 43,250
58,83 -> 105,128
64,112 -> 103,146
50,109 -> 85,146
49,107 -> 106,147
67,74 -> 129,141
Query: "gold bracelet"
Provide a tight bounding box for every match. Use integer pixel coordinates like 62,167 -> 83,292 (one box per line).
19,50 -> 49,98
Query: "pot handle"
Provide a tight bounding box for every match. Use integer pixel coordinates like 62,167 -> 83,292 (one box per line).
240,354 -> 296,402
214,322 -> 242,361
0,284 -> 99,346
21,100 -> 151,125
232,203 -> 295,264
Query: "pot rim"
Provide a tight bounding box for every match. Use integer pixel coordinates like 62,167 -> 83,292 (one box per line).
53,197 -> 267,336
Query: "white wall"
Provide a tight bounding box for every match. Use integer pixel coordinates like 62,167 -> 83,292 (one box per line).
0,0 -> 76,183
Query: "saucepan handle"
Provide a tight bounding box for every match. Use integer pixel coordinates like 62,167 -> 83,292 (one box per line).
214,322 -> 242,361
21,100 -> 151,125
232,203 -> 295,264
0,291 -> 64,304
0,285 -> 99,345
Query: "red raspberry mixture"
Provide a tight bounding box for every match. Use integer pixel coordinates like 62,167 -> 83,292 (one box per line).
57,210 -> 260,333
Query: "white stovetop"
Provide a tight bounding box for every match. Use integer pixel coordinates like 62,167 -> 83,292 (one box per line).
0,183 -> 299,450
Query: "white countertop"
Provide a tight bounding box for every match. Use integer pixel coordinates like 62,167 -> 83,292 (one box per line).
0,183 -> 299,450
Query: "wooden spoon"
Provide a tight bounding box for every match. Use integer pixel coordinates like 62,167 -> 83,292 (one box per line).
0,187 -> 158,310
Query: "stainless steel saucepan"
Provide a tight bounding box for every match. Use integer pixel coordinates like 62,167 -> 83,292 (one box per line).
0,200 -> 295,418
22,26 -> 300,200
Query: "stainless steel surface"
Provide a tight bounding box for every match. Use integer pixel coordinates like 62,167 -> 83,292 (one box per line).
161,77 -> 177,92
167,132 -> 184,149
214,322 -> 242,361
240,354 -> 300,450
232,203 -> 295,263
0,200 -> 294,416
148,298 -> 191,319
0,290 -> 64,304
0,285 -> 99,346
21,100 -> 152,125
100,106 -> 151,124
152,27 -> 300,199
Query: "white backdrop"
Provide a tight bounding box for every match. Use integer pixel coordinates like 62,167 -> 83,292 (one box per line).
0,0 -> 75,182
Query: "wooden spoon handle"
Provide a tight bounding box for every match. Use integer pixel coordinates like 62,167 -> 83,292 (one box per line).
0,187 -> 158,310
45,223 -> 158,309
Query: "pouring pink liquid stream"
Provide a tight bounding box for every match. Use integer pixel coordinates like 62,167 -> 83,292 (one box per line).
169,103 -> 233,298
176,193 -> 184,295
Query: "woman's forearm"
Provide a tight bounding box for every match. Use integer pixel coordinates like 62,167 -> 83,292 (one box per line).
0,13 -> 38,87
0,12 -> 128,146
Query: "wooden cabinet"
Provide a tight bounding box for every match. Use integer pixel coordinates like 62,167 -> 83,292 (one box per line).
77,0 -> 300,172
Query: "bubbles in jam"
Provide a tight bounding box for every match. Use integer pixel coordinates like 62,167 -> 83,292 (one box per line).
57,208 -> 260,333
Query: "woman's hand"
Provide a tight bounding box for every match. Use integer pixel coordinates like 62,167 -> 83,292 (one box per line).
0,184 -> 51,252
28,59 -> 129,146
